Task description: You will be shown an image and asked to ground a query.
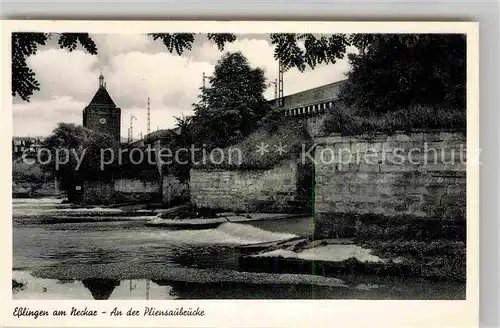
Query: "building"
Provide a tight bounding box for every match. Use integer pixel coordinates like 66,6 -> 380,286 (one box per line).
82,73 -> 121,143
12,137 -> 45,157
268,79 -> 346,117
128,127 -> 182,149
190,79 -> 347,213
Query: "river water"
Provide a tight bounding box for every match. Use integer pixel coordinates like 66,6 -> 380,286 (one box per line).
12,198 -> 465,300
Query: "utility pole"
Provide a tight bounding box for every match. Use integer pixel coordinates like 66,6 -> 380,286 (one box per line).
128,114 -> 137,143
202,72 -> 211,89
278,60 -> 284,107
268,79 -> 278,100
202,72 -> 212,107
147,97 -> 151,136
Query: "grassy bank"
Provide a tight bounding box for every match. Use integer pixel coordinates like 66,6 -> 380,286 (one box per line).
321,104 -> 465,136
314,213 -> 466,281
359,240 -> 466,282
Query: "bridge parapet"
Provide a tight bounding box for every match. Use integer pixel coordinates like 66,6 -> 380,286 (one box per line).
268,79 -> 346,118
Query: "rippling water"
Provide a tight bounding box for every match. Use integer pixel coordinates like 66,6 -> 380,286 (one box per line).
12,198 -> 466,300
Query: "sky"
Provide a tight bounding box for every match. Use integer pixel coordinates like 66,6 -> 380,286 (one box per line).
12,33 -> 354,139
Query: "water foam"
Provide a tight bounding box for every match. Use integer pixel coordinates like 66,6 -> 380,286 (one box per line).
12,198 -> 64,205
144,222 -> 297,245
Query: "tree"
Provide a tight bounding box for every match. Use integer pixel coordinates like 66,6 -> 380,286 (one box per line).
191,52 -> 270,149
41,123 -> 118,200
13,32 -> 349,101
339,34 -> 466,113
149,33 -> 349,72
13,32 -> 466,113
168,115 -> 194,182
12,158 -> 51,184
12,33 -> 97,101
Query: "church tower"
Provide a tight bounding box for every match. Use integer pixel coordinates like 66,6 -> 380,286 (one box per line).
83,72 -> 121,143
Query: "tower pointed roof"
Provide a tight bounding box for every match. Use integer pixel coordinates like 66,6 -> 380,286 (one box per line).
89,88 -> 116,106
88,71 -> 116,106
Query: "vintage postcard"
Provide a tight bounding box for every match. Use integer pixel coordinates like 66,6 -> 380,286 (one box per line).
1,21 -> 479,327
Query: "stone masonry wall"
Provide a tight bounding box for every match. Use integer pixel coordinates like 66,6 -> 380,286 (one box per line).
162,175 -> 189,205
114,178 -> 160,193
82,176 -> 188,205
113,178 -> 161,203
83,180 -> 114,204
314,131 -> 466,237
12,180 -> 61,198
190,161 -> 299,212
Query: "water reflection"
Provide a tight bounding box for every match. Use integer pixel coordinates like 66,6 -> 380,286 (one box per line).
13,270 -> 466,300
12,199 -> 466,300
154,280 -> 368,299
82,278 -> 121,300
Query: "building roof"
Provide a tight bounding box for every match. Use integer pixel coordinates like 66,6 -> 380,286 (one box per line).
89,87 -> 116,107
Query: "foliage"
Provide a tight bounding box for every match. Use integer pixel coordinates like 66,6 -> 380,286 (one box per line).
363,240 -> 466,259
316,211 -> 466,281
191,52 -> 270,149
12,158 -> 51,183
12,33 -> 97,101
41,123 -> 119,194
149,33 -> 349,72
193,119 -> 312,171
15,32 -> 350,101
321,103 -> 466,136
207,33 -> 237,51
13,33 -> 466,113
339,34 -> 466,113
14,32 -> 351,101
362,240 -> 466,281
149,33 -> 196,55
270,33 -> 349,71
155,116 -> 194,182
114,146 -> 160,181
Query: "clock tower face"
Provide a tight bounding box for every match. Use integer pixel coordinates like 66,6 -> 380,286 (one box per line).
83,73 -> 121,144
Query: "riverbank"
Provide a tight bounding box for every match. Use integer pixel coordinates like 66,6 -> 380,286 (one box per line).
238,237 -> 466,282
13,199 -> 311,229
13,198 -> 465,286
14,264 -> 465,300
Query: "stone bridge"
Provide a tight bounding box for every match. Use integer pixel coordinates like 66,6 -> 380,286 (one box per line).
268,79 -> 345,117
268,79 -> 346,136
134,79 -> 347,148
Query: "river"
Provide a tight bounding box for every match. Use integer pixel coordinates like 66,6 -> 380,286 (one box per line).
12,198 -> 465,300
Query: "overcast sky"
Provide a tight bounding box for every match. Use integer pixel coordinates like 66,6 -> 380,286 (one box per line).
13,33 -> 353,139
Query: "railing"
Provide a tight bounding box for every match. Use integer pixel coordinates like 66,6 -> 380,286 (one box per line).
283,99 -> 336,118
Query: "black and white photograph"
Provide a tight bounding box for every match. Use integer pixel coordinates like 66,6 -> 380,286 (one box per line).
8,25 -> 475,305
